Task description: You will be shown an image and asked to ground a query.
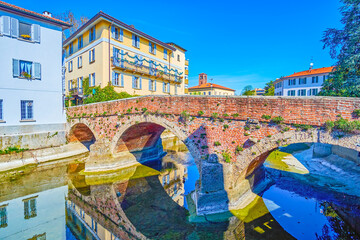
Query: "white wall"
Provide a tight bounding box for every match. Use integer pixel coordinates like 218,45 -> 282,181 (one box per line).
0,10 -> 65,128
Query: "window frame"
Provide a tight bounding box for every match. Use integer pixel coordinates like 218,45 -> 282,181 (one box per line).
20,100 -> 34,121
89,26 -> 96,42
78,35 -> 83,49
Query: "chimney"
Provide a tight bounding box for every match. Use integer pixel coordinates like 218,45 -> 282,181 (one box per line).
129,25 -> 135,29
199,73 -> 207,85
43,11 -> 52,17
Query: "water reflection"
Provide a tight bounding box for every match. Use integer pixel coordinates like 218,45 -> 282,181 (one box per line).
0,140 -> 359,239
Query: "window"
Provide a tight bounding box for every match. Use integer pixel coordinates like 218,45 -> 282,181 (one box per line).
112,72 -> 123,87
162,176 -> 166,186
298,89 -> 306,96
23,197 -> 37,219
149,80 -> 156,91
0,205 -> 7,228
77,77 -> 83,92
69,42 -> 73,55
149,42 -> 156,54
89,73 -> 95,87
78,56 -> 82,68
21,100 -> 33,120
19,60 -> 32,77
177,54 -> 180,62
203,92 -> 206,95
19,22 -> 31,40
78,36 -> 83,49
312,76 -> 319,83
163,82 -> 167,92
311,88 -> 319,96
132,76 -> 141,89
0,99 -> 3,121
68,80 -> 73,90
323,75 -> 328,81
299,77 -> 307,85
111,26 -> 123,41
91,218 -> 98,233
89,49 -> 95,63
164,49 -> 168,60
287,90 -> 295,96
68,61 -> 73,72
288,79 -> 296,86
89,26 -> 95,42
132,34 -> 140,48
208,91 -> 211,95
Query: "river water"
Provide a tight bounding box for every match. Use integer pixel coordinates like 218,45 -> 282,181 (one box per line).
0,138 -> 359,240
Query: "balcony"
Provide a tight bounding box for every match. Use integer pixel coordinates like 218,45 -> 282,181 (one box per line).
112,57 -> 182,84
185,79 -> 189,85
185,60 -> 189,66
185,69 -> 189,75
69,87 -> 83,96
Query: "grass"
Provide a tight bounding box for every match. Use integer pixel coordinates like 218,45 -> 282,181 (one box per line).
0,146 -> 29,155
271,116 -> 284,124
261,115 -> 271,120
325,117 -> 360,133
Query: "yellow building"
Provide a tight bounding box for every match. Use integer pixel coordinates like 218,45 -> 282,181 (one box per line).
188,73 -> 235,95
63,12 -> 187,100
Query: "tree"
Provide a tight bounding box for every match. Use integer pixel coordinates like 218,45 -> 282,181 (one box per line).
264,80 -> 275,96
54,10 -> 89,40
242,85 -> 255,96
320,0 -> 360,97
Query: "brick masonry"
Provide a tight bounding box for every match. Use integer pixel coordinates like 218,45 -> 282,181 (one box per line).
67,96 -> 360,213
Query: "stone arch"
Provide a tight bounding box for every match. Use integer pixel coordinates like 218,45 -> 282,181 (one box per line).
109,114 -> 201,166
68,121 -> 98,149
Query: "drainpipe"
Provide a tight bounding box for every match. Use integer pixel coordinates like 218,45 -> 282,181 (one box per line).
168,49 -> 171,95
108,22 -> 114,86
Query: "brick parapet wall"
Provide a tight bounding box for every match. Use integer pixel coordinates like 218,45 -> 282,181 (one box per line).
67,96 -> 360,127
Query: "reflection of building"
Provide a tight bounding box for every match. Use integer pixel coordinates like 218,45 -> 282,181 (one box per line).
274,65 -> 334,96
0,2 -> 70,149
159,159 -> 187,206
66,200 -> 120,240
188,73 -> 235,96
0,186 -> 67,239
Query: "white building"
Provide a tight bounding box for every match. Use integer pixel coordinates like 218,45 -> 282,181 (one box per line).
274,66 -> 334,97
0,2 -> 70,149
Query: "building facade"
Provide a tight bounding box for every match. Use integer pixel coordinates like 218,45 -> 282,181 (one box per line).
63,12 -> 187,101
188,73 -> 235,95
0,1 -> 70,150
254,88 -> 265,95
274,66 -> 334,96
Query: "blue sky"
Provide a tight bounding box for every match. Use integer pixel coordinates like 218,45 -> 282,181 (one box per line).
8,0 -> 342,94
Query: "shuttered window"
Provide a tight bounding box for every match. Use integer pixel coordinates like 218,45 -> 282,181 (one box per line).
12,59 -> 40,79
78,35 -> 83,49
89,49 -> 95,63
78,56 -> 82,68
4,17 -> 40,43
132,34 -> 140,48
89,26 -> 95,42
20,100 -> 33,120
164,49 -> 167,60
89,73 -> 95,87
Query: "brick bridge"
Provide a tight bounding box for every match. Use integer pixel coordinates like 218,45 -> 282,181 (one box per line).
66,96 -> 360,214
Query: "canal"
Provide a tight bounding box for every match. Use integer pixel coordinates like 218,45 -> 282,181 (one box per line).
0,133 -> 359,240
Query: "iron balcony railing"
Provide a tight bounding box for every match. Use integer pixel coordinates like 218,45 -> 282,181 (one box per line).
111,57 -> 182,84
69,87 -> 83,96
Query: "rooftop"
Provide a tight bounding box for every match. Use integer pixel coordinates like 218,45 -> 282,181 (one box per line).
63,11 -> 176,51
0,1 -> 71,28
281,66 -> 335,80
189,83 -> 235,92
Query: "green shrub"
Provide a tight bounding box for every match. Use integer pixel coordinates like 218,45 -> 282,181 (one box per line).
222,151 -> 231,163
283,127 -> 290,131
261,115 -> 271,120
180,110 -> 190,122
244,126 -> 250,131
201,145 -> 209,149
232,113 -> 239,118
353,109 -> 360,117
198,111 -> 204,116
214,141 -> 221,146
211,113 -> 219,119
292,124 -> 312,131
325,121 -> 335,131
271,116 -> 284,124
325,118 -> 360,133
223,113 -> 229,117
223,124 -> 229,130
244,132 -> 250,136
255,125 -> 261,129
219,118 -> 224,122
235,145 -> 243,154
141,107 -> 147,113
252,152 -> 257,155
0,146 -> 29,155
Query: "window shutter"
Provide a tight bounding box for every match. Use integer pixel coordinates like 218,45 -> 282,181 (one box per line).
93,73 -> 95,86
154,44 -> 156,54
149,42 -> 151,53
34,62 -> 41,79
163,82 -> 165,92
112,71 -> 115,85
12,59 -> 19,77
10,17 -> 18,38
132,34 -> 135,46
154,80 -> 157,91
31,24 -> 40,43
149,79 -> 151,90
68,80 -> 71,90
137,37 -> 140,48
1,16 -> 11,36
121,73 -> 124,87
139,77 -> 142,89
88,74 -> 91,86
111,26 -> 115,38
120,29 -> 123,41
132,76 -> 135,88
